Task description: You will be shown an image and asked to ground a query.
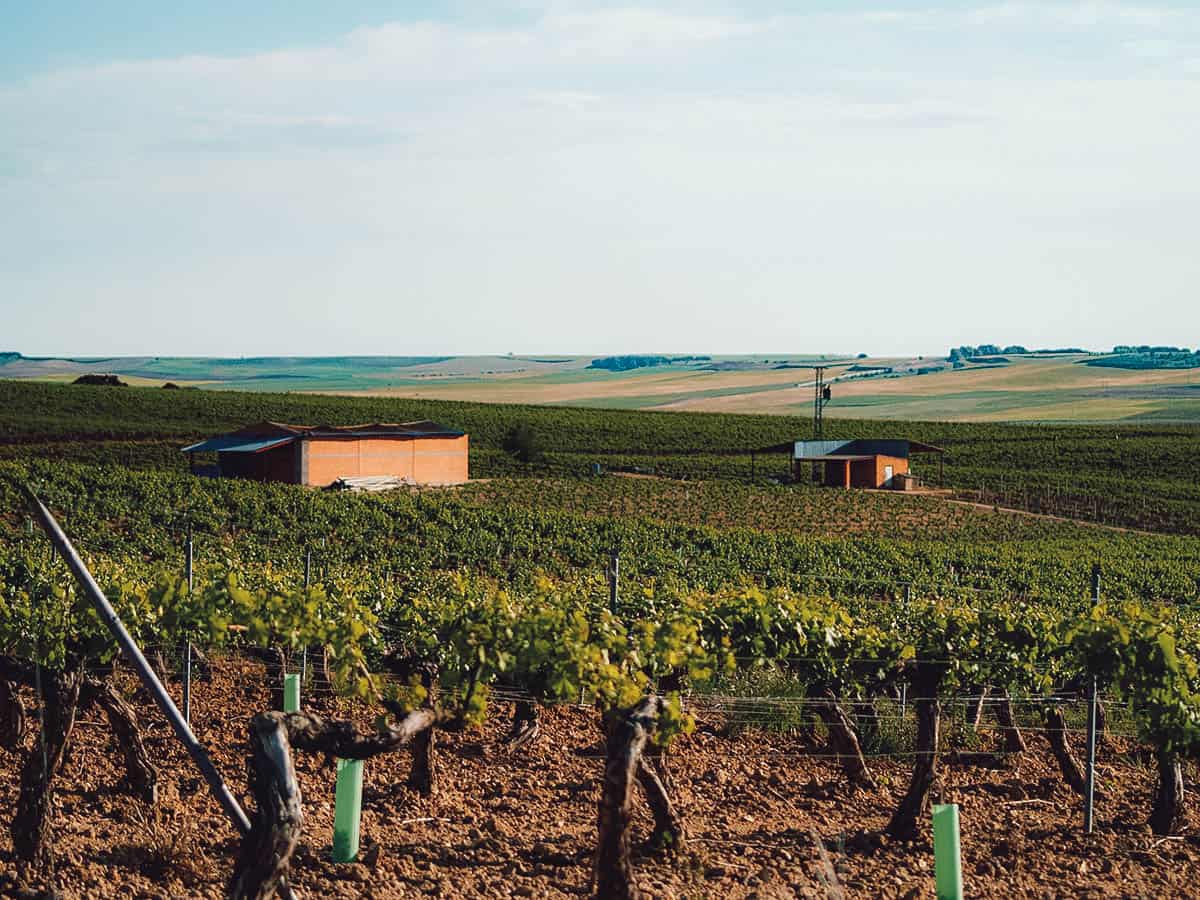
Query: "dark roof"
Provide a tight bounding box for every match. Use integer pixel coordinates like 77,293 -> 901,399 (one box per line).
304,421 -> 464,439
790,439 -> 944,460
182,420 -> 464,453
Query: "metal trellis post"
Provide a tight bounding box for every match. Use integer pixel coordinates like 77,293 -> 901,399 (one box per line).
901,582 -> 912,718
1084,564 -> 1100,834
301,548 -> 311,686
184,530 -> 194,725
609,547 -> 620,615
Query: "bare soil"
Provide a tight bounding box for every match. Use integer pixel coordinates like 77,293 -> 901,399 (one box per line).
1,659 -> 1197,898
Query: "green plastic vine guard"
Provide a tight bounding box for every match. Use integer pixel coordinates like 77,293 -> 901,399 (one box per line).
932,803 -> 963,900
332,758 -> 364,863
283,673 -> 300,713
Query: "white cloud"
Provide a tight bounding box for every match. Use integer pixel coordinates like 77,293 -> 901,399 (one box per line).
963,2 -> 1184,28
542,8 -> 759,48
1,4 -> 1199,355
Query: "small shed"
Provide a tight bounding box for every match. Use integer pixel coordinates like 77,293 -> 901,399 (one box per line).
790,439 -> 943,488
182,421 -> 468,487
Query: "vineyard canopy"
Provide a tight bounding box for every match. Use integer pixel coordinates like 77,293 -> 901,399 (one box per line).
182,420 -> 469,487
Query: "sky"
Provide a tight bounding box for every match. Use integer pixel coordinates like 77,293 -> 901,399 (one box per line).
2,1 -> 1198,357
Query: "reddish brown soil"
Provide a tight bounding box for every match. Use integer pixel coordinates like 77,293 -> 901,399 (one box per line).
1,659 -> 1197,898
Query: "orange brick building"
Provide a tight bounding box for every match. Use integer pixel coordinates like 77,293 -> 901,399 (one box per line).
182,421 -> 468,487
788,439 -> 943,489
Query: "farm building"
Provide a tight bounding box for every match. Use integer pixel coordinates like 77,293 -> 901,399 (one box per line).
182,421 -> 468,487
754,439 -> 944,489
791,439 -> 943,489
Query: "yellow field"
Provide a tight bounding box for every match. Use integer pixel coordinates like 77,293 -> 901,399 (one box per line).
10,352 -> 1199,422
325,366 -> 817,405
339,355 -> 1200,422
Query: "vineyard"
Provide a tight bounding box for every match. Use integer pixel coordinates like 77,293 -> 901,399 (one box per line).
3,379 -> 1200,534
1,382 -> 1200,897
455,477 -> 1143,542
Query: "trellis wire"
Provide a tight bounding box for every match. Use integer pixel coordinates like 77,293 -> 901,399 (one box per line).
84,649 -> 1147,735
21,506 -> 1170,858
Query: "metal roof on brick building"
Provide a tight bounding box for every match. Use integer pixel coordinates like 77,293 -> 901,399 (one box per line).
182,420 -> 464,454
791,439 -> 944,460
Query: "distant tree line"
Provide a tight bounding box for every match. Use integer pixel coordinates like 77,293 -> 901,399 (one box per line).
948,344 -> 1028,361
1088,347 -> 1200,370
588,355 -> 712,372
1112,345 -> 1194,354
72,374 -> 128,387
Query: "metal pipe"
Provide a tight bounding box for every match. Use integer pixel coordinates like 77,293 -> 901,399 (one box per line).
22,484 -> 252,836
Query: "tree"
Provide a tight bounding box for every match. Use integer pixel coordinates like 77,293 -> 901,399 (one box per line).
503,424 -> 544,465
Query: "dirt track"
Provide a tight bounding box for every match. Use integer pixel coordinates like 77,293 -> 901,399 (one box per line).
942,497 -> 1161,537
1,658 -> 1197,898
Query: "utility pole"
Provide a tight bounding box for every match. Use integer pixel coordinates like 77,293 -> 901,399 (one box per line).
813,366 -> 831,439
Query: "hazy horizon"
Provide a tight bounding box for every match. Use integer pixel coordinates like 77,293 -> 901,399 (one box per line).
1,345 -> 1122,361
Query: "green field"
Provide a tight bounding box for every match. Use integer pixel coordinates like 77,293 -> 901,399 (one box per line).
7,350 -> 1200,422
2,382 -> 1197,597
3,378 -> 1200,535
